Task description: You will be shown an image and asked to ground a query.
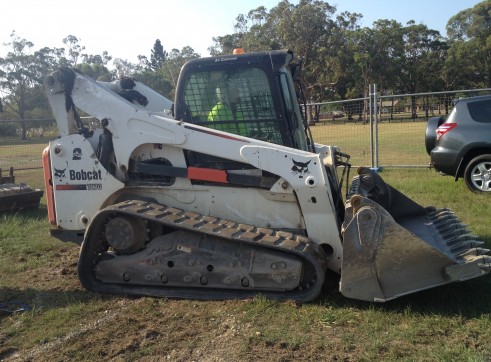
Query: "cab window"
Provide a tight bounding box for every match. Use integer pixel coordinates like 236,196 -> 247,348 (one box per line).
183,68 -> 283,144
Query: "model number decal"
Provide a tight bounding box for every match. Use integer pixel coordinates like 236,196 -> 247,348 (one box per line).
86,183 -> 102,190
56,183 -> 102,191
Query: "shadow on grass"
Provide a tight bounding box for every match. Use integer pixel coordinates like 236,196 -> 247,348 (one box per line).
319,273 -> 491,319
1,204 -> 48,219
0,287 -> 117,318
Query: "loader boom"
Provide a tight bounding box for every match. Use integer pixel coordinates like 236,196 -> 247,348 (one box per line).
42,50 -> 490,302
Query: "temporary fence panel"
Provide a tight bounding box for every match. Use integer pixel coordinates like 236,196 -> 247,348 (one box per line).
309,97 -> 372,167
0,118 -> 99,173
309,88 -> 491,168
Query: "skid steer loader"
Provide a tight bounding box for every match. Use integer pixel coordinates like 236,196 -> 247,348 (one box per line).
42,50 -> 490,302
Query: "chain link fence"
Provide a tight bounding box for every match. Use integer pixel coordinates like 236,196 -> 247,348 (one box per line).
309,87 -> 491,168
0,119 -> 56,176
1,88 -> 490,178
0,118 -> 97,179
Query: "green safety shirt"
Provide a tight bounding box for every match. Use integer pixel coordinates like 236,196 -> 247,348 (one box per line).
207,102 -> 247,135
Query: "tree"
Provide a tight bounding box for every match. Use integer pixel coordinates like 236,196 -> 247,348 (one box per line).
75,63 -> 113,81
82,51 -> 112,66
398,22 -> 446,92
392,22 -> 448,118
63,35 -> 85,66
164,46 -> 200,94
209,33 -> 244,56
132,54 -> 186,100
447,0 -> 491,41
445,0 -> 491,88
150,39 -> 167,70
131,68 -> 173,99
0,32 -> 59,139
133,41 -> 200,99
113,58 -> 136,78
311,11 -> 363,101
62,35 -> 113,69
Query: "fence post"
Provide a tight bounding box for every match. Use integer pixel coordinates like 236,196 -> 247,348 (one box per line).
369,84 -> 374,168
373,84 -> 379,170
368,84 -> 380,171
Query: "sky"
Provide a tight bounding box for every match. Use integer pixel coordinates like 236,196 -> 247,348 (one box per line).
1,0 -> 484,65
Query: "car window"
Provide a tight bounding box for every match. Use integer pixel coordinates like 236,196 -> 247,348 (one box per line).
467,99 -> 491,123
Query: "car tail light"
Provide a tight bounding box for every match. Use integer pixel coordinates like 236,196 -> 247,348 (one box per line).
436,123 -> 457,141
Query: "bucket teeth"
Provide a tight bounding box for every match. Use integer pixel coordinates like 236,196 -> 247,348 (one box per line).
427,208 -> 452,218
438,224 -> 469,237
448,233 -> 474,242
450,240 -> 485,254
431,213 -> 490,281
457,247 -> 490,258
447,234 -> 476,247
479,257 -> 491,272
428,208 -> 454,220
433,218 -> 462,230
425,211 -> 484,258
433,214 -> 458,223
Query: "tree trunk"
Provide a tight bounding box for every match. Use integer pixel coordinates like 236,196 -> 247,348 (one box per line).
20,119 -> 27,141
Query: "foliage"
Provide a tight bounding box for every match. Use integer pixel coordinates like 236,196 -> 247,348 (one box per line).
132,45 -> 200,99
0,121 -> 16,137
0,0 -> 490,127
210,0 -> 488,102
398,22 -> 448,94
132,68 -> 173,99
0,32 -> 57,139
0,33 -> 115,139
150,39 -> 166,70
445,0 -> 491,88
74,63 -> 113,82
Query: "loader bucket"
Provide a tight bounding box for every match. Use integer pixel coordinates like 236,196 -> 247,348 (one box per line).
340,167 -> 490,302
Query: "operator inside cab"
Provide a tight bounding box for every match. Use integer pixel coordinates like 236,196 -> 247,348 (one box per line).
179,62 -> 283,145
208,85 -> 242,121
207,85 -> 247,135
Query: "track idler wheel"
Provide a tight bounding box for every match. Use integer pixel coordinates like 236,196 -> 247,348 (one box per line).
104,215 -> 146,254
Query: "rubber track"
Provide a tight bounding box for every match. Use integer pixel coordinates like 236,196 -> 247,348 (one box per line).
78,200 -> 329,303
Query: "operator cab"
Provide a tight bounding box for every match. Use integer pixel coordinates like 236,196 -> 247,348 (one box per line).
174,50 -> 312,153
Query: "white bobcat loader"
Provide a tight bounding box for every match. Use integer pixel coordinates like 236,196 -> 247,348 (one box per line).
42,50 -> 490,302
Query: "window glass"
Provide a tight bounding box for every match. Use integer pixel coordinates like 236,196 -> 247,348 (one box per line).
467,99 -> 491,123
183,68 -> 282,144
280,72 -> 308,151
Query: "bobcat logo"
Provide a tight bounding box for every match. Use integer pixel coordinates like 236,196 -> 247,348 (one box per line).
54,168 -> 66,178
291,159 -> 311,178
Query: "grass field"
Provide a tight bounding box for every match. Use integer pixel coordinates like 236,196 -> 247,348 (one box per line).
1,138 -> 490,361
310,120 -> 428,167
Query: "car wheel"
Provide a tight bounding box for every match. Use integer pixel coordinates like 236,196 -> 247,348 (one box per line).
464,154 -> 491,192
